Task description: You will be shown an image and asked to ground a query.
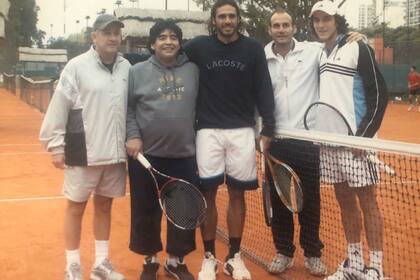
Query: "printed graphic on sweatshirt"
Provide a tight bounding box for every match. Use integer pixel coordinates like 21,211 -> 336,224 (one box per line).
157,74 -> 185,101
205,59 -> 246,71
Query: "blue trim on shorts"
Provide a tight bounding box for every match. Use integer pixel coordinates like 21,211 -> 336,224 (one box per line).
199,174 -> 225,191
226,175 -> 258,190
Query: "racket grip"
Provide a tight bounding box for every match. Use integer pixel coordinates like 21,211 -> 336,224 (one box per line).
137,153 -> 152,169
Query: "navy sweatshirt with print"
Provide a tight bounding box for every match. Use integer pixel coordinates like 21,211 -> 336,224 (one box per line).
184,34 -> 275,137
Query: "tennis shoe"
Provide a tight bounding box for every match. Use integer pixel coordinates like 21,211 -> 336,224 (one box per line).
65,263 -> 83,280
324,259 -> 364,280
198,252 -> 218,280
223,253 -> 251,280
364,266 -> 383,280
164,257 -> 194,280
408,105 -> 414,111
90,259 -> 125,280
140,261 -> 159,280
267,253 -> 293,274
304,257 -> 327,276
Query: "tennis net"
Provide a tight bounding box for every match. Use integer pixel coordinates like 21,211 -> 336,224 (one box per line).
215,129 -> 420,280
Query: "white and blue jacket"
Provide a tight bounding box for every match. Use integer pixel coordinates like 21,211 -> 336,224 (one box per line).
318,35 -> 388,137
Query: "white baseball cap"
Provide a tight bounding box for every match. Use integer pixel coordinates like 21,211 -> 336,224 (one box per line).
310,0 -> 339,17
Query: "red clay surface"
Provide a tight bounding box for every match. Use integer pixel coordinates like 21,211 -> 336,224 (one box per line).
0,88 -> 419,280
0,88 -> 279,280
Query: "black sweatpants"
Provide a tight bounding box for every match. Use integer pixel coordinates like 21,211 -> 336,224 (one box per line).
128,155 -> 198,257
268,139 -> 324,258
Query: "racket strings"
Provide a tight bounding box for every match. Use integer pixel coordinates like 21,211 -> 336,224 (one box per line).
160,180 -> 206,230
271,162 -> 304,212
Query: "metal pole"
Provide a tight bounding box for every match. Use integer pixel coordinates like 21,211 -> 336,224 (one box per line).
382,0 -> 386,64
407,0 -> 410,63
64,0 -> 66,35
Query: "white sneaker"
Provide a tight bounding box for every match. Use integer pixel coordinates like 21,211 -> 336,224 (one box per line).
223,253 -> 251,280
198,252 -> 218,280
304,257 -> 327,276
267,253 -> 293,274
65,263 -> 83,280
90,259 -> 125,280
408,105 -> 414,111
364,267 -> 384,280
324,259 -> 364,280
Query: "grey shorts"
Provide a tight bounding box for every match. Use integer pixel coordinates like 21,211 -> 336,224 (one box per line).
63,163 -> 126,202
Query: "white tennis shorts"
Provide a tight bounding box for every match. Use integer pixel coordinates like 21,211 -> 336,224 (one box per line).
63,163 -> 126,202
196,128 -> 257,189
320,146 -> 379,188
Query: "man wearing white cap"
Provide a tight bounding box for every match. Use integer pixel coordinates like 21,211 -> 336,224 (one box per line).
309,1 -> 388,280
40,14 -> 130,280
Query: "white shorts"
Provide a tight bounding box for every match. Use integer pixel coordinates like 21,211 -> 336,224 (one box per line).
320,146 -> 379,188
63,163 -> 126,202
196,128 -> 257,190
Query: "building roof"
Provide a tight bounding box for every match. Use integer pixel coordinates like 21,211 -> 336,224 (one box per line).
18,47 -> 68,63
114,8 -> 210,39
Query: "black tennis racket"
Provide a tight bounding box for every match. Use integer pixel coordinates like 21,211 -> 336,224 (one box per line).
137,154 -> 207,230
261,141 -> 303,213
257,141 -> 272,226
303,101 -> 396,176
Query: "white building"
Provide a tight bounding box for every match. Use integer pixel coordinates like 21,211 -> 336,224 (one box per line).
358,3 -> 376,29
0,0 -> 9,44
407,0 -> 420,27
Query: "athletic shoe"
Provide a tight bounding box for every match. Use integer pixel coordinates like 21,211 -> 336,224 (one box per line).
304,257 -> 327,276
140,262 -> 159,280
65,263 -> 83,280
364,266 -> 383,280
90,259 -> 125,280
267,253 -> 293,274
223,253 -> 251,280
408,105 -> 414,111
164,258 -> 194,280
198,252 -> 218,280
324,259 -> 364,280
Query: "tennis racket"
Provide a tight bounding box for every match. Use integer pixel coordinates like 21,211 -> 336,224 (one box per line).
261,141 -> 304,213
137,154 -> 207,230
257,141 -> 272,226
303,101 -> 396,176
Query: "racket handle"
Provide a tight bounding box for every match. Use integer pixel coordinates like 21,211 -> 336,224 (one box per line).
137,153 -> 152,169
259,139 -> 264,153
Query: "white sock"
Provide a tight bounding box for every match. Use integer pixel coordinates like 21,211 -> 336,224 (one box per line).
94,240 -> 109,266
369,251 -> 383,273
166,255 -> 179,267
144,255 -> 158,264
66,249 -> 81,268
348,243 -> 364,270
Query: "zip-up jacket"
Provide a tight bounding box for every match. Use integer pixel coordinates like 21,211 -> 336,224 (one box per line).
126,54 -> 199,158
319,37 -> 388,137
39,46 -> 131,166
265,39 -> 322,132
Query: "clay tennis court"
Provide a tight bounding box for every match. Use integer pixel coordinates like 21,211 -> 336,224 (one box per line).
0,87 -> 419,279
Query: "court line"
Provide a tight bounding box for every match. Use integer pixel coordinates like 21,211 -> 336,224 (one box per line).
0,152 -> 48,156
0,144 -> 41,147
0,193 -> 131,203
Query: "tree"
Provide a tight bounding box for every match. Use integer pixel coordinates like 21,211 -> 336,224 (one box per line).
1,0 -> 44,70
47,34 -> 89,60
193,0 -> 318,43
